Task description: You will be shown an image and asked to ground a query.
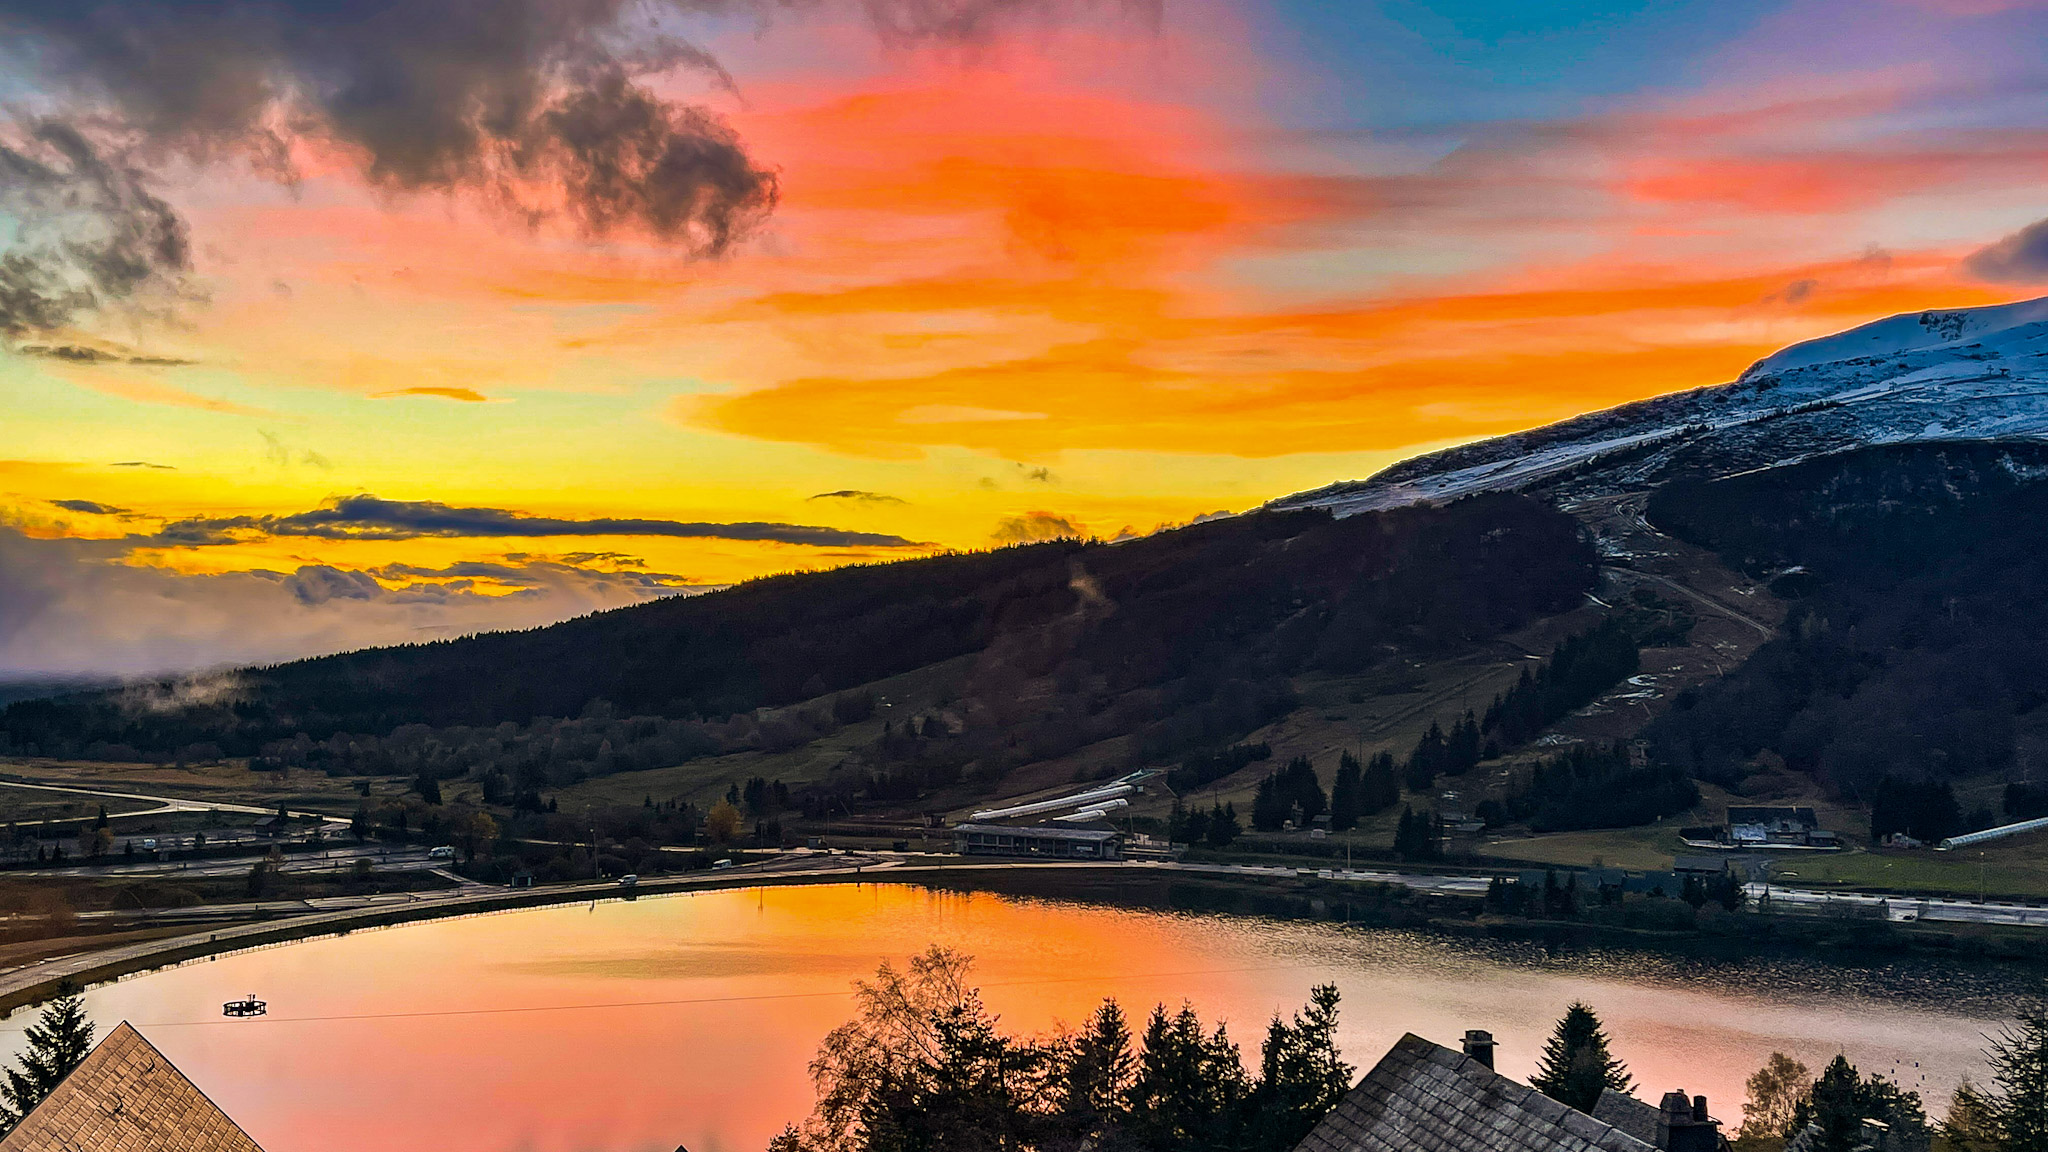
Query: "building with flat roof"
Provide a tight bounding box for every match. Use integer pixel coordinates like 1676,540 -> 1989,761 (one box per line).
0,1021 -> 264,1152
952,822 -> 1121,859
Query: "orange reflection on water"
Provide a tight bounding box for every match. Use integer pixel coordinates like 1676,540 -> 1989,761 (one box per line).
36,884 -> 2004,1152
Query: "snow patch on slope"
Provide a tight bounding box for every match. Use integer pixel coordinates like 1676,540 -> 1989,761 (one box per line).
1272,297 -> 2048,517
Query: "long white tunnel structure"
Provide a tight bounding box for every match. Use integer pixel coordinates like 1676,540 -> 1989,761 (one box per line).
969,784 -> 1136,822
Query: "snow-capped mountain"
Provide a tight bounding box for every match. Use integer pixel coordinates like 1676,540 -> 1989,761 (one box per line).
1270,296 -> 2048,516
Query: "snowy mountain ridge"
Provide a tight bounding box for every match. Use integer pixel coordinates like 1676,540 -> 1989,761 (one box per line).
1270,296 -> 2048,516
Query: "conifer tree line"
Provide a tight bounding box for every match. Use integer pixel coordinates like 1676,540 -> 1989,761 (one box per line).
1403,712 -> 1485,792
1483,619 -> 1641,748
1329,751 -> 1399,830
1400,618 -> 1645,796
1168,800 -> 1243,848
770,947 -> 1354,1152
1391,806 -> 1444,860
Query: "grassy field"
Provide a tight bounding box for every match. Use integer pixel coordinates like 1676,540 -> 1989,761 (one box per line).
0,784 -> 155,823
1477,825 -> 1692,872
0,757 -> 412,814
1474,814 -> 2048,901
1763,832 -> 2048,900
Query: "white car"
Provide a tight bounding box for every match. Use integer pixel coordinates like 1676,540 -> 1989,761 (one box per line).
427,846 -> 456,860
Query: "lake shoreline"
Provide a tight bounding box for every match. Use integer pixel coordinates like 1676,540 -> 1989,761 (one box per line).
5,857 -> 2043,1018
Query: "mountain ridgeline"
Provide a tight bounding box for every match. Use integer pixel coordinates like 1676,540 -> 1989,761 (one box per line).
1,497 -> 1594,787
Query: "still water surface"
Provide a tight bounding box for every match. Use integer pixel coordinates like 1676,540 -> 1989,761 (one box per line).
30,884 -> 2026,1152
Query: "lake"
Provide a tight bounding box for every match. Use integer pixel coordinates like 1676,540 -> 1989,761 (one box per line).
18,883 -> 2019,1152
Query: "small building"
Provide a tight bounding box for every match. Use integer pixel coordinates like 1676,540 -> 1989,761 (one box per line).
1293,1031 -> 1655,1152
1727,806 -> 1819,846
952,823 -> 1122,860
1293,1029 -> 1726,1152
1672,856 -> 1729,876
0,1021 -> 265,1151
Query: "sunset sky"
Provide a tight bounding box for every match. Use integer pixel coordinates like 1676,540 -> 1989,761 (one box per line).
6,0 -> 2048,678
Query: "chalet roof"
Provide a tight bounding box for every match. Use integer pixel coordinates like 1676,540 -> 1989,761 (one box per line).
0,1021 -> 265,1152
1293,1033 -> 1656,1152
1591,1088 -> 1664,1147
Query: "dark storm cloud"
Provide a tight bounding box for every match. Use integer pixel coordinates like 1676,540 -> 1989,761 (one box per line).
0,120 -> 190,341
0,1 -> 780,258
16,342 -> 195,366
147,494 -> 922,548
49,499 -> 129,516
807,489 -> 908,504
367,557 -> 697,594
1966,217 -> 2048,283
0,0 -> 1160,335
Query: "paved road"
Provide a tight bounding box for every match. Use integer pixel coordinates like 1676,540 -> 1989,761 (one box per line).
1155,860 -> 1492,896
1749,882 -> 2048,927
0,775 -> 351,832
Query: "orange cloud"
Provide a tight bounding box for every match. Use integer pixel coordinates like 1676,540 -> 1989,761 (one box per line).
696,247 -> 2008,458
377,386 -> 493,402
1623,146 -> 2048,213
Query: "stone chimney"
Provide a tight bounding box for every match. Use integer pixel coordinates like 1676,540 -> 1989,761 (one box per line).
1656,1091 -> 1721,1152
1460,1030 -> 1496,1069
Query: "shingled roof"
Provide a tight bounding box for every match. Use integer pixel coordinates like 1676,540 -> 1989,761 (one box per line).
0,1021 -> 265,1152
1592,1088 -> 1665,1147
1293,1033 -> 1657,1152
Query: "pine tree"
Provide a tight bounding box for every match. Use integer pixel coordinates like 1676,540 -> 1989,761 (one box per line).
1364,752 -> 1400,813
1247,985 -> 1355,1149
1206,803 -> 1240,848
1392,806 -> 1442,861
1789,1055 -> 1930,1152
1330,753 -> 1364,831
1947,1010 -> 2048,1151
1530,1002 -> 1632,1113
0,987 -> 95,1130
1405,722 -> 1447,792
1129,1003 -> 1247,1150
1057,1000 -> 1137,1137
1446,711 -> 1482,775
1252,774 -> 1286,831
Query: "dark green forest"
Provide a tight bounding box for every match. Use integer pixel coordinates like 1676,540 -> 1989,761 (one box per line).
1646,443 -> 2048,803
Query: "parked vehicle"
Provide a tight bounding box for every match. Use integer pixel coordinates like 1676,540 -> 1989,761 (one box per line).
712,858 -> 735,870
618,874 -> 638,888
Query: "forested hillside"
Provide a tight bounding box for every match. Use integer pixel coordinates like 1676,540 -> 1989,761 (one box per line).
1645,443 -> 2048,820
1,497 -> 1594,803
